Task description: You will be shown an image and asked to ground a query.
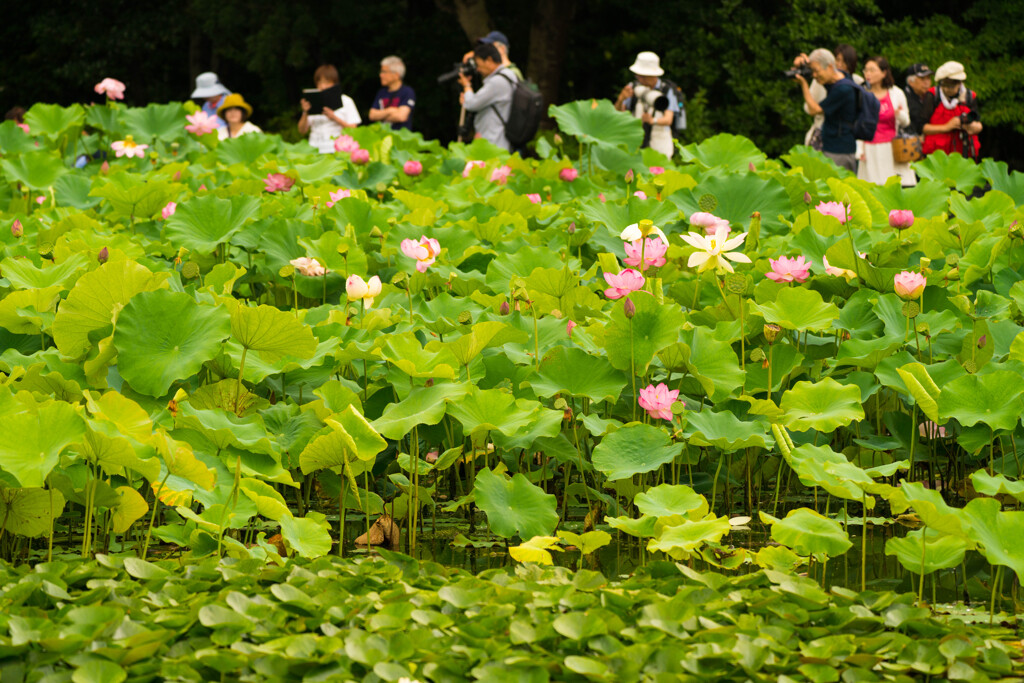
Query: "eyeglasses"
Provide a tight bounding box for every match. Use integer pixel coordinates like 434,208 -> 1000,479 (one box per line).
939,79 -> 962,88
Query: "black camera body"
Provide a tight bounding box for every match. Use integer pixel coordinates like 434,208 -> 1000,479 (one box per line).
784,64 -> 813,80
438,58 -> 478,84
959,109 -> 980,126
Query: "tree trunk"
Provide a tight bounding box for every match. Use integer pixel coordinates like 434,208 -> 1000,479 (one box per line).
452,0 -> 491,43
526,0 -> 577,116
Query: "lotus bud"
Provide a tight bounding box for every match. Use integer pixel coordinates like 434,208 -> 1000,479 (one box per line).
97,247 -> 108,264
624,169 -> 634,184
173,170 -> 182,181
623,297 -> 636,319
764,323 -> 781,344
351,148 -> 370,165
978,335 -> 987,349
803,192 -> 812,204
888,209 -> 915,230
553,133 -> 563,146
11,219 -> 22,238
181,261 -> 200,279
1009,220 -> 1020,236
369,226 -> 383,239
100,161 -> 110,176
749,162 -> 756,172
500,301 -> 510,316
568,222 -> 576,234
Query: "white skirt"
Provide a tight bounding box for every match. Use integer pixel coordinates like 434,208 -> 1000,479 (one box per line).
649,125 -> 674,159
858,140 -> 916,186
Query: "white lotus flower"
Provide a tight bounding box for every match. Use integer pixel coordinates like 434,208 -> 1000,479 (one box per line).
679,230 -> 751,274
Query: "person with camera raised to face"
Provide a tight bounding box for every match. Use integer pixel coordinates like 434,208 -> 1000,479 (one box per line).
459,42 -> 518,151
614,52 -> 677,159
793,49 -> 859,173
922,61 -> 982,159
796,44 -> 862,150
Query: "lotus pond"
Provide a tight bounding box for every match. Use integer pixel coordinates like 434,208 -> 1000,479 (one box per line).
0,99 -> 1023,680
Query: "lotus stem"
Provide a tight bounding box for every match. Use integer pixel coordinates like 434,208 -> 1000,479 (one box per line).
908,403 -> 918,481
629,313 -> 637,421
990,565 -> 1002,624
235,346 -> 249,415
861,491 -> 867,592
918,523 -> 927,606
338,461 -> 346,558
142,472 -> 171,559
216,454 -> 242,558
710,452 -> 723,514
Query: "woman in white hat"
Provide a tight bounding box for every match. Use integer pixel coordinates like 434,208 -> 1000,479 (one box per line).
614,51 -> 678,159
922,61 -> 982,159
192,72 -> 232,129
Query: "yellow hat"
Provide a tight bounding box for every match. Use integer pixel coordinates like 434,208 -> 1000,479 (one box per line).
217,93 -> 253,117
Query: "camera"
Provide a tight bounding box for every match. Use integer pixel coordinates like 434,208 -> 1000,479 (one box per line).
959,109 -> 980,126
437,57 -> 478,84
783,64 -> 813,80
633,84 -> 669,113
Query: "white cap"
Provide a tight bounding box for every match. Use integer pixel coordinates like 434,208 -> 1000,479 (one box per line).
629,52 -> 664,77
192,72 -> 230,99
935,61 -> 967,81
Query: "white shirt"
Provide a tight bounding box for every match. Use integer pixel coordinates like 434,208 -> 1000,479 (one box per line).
308,95 -> 361,153
217,121 -> 262,140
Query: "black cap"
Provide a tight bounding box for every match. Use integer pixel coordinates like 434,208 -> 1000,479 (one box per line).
906,63 -> 933,78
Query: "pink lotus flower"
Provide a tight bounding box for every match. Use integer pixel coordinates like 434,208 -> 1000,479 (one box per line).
462,160 -> 486,178
638,383 -> 680,421
403,160 -> 423,176
264,173 -> 295,193
822,256 -> 857,280
94,78 -> 126,101
290,257 -> 327,277
649,166 -> 665,175
527,193 -> 541,205
35,196 -> 45,205
598,193 -> 607,203
401,235 -> 442,272
350,148 -> 370,165
11,219 -> 23,238
346,274 -> 382,308
816,201 -> 849,224
624,237 -> 668,271
326,189 -> 351,208
100,161 -> 110,175
16,123 -> 29,134
334,135 -> 360,153
198,184 -> 207,191
689,211 -> 731,237
184,110 -> 218,136
894,271 -> 926,300
161,202 -> 176,220
602,268 -> 645,299
889,209 -> 915,230
559,167 -> 578,182
766,255 -> 811,283
110,135 -> 148,158
633,190 -> 647,200
490,165 -> 512,184
567,320 -> 577,337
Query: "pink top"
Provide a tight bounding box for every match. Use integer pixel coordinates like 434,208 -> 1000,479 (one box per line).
871,92 -> 896,144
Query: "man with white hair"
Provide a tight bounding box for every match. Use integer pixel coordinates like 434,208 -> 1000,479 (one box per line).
904,63 -> 933,135
794,48 -> 858,172
368,56 -> 416,131
614,51 -> 678,158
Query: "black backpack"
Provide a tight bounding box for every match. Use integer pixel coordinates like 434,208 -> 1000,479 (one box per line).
659,78 -> 687,134
494,71 -> 544,147
841,78 -> 880,141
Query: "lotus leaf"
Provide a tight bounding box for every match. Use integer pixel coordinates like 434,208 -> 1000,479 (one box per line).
509,536 -> 562,565
750,287 -> 839,332
473,468 -> 558,539
602,291 -> 683,375
633,484 -> 709,521
110,486 -> 148,533
685,409 -> 773,451
960,497 -> 1024,582
885,527 -> 968,576
780,378 -> 864,433
647,516 -> 731,560
0,486 -> 66,537
1,151 -> 69,190
760,508 -> 852,559
228,301 -> 317,362
591,423 -> 681,481
165,194 -> 261,254
278,514 -> 333,559
936,370 -> 1024,432
548,99 -> 642,149
531,346 -> 627,403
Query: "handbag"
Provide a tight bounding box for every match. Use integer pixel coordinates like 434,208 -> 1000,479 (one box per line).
892,128 -> 923,163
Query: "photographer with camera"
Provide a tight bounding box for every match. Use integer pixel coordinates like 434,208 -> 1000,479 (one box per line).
922,61 -> 982,160
792,49 -> 859,172
614,52 -> 677,159
791,45 -> 862,149
457,42 -> 518,151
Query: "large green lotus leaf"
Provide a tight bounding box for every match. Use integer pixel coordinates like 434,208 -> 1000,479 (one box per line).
89,173 -> 175,221
52,260 -> 171,359
647,516 -> 731,560
114,291 -> 230,397
299,406 -> 387,474
292,156 -> 348,184
786,444 -> 877,506
84,104 -> 124,138
869,178 -> 949,218
84,390 -> 153,444
591,423 -> 681,481
549,99 -> 642,149
605,514 -> 660,538
760,508 -> 852,559
0,286 -> 63,335
0,254 -> 89,291
78,428 -> 160,482
222,337 -> 336,384
669,172 -> 789,234
979,158 -> 1024,204
485,245 -> 575,293
912,151 -> 985,194
781,147 -> 847,182
970,471 -> 1024,502
634,484 -> 708,522
936,370 -> 1024,432
165,194 -> 261,253
432,321 -> 528,368
885,481 -> 969,538
121,102 -> 187,142
680,327 -> 745,402
684,409 -> 772,451
895,362 -> 942,424
1,151 -> 69,190
602,292 -> 682,375
578,193 -> 680,238
473,468 -> 558,540
372,383 -> 470,440
24,103 -> 84,139
54,173 -> 102,209
278,514 -> 332,559
72,658 -> 126,683
111,486 -> 148,534
961,497 -> 1024,583
176,404 -> 278,457
216,133 -> 282,165
448,387 -> 553,438
239,478 -> 290,521
950,190 -> 1015,231
228,301 -> 316,362
0,399 -> 86,487
885,527 -> 969,576
749,287 -> 839,332
678,133 -> 766,173
151,430 -> 215,493
0,120 -> 39,154
531,346 -> 627,403
0,487 -> 66,537
780,378 -> 864,433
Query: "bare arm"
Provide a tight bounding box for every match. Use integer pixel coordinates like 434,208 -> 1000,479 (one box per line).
796,76 -> 823,115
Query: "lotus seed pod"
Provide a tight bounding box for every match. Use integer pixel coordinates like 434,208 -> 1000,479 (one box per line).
962,359 -> 976,374
725,273 -> 747,294
750,348 -> 766,362
902,301 -> 921,318
698,193 -> 718,212
181,261 -> 201,279
458,310 -> 473,325
763,323 -> 781,344
279,265 -> 295,278
38,241 -> 53,256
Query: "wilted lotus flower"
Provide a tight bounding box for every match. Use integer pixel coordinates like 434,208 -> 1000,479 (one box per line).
526,193 -> 541,205
403,160 -> 423,176
334,135 -> 360,153
11,219 -> 23,238
602,268 -> 645,299
624,237 -> 668,271
894,271 -> 926,300
815,201 -> 849,224
889,209 -> 915,230
263,173 -> 295,193
490,165 -> 512,184
649,166 -> 665,175
763,323 -> 782,344
94,77 -> 126,101
766,255 -> 811,283
161,201 -> 176,220
97,247 -> 109,264
559,167 -> 578,182
350,148 -> 370,165
326,189 -> 351,208
184,110 -> 218,136
401,236 -> 442,272
638,383 -> 680,421
290,257 -> 327,277
111,135 -> 148,158
689,211 -> 730,237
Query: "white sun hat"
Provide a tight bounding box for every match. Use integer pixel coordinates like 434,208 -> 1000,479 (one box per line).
629,52 -> 664,77
191,72 -> 230,99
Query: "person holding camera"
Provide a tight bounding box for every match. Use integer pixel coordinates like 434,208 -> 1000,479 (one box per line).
458,42 -> 518,151
793,49 -> 858,172
795,45 -> 862,150
922,61 -> 982,159
614,52 -> 677,159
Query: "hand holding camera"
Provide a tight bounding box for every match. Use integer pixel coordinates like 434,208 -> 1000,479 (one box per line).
785,55 -> 813,82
